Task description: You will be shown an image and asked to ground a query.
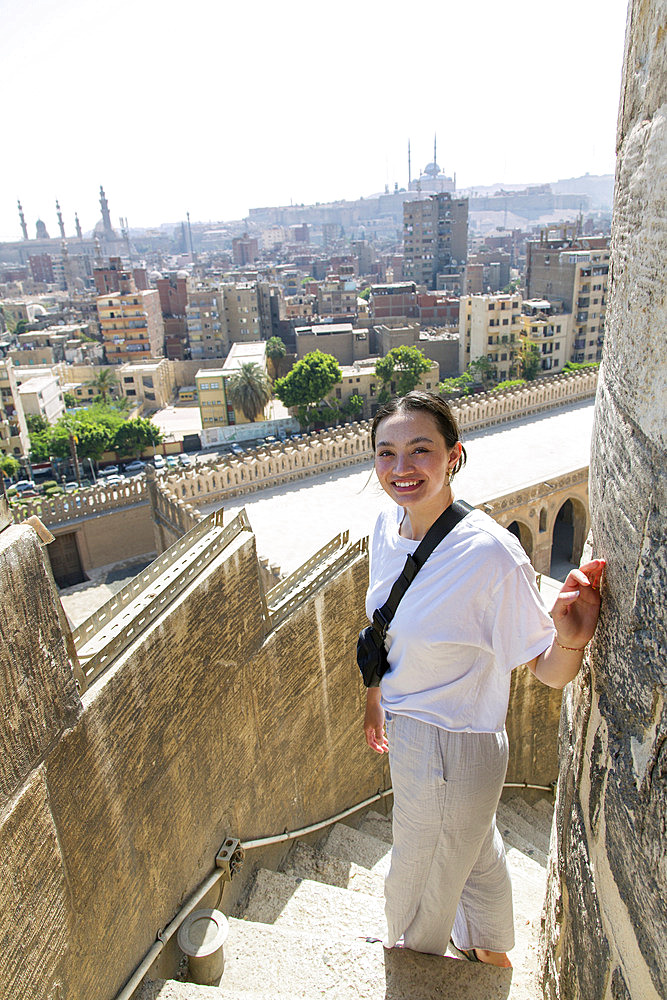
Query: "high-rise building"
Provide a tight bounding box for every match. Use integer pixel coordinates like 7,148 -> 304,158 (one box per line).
186,283 -> 228,359
458,293 -> 522,379
518,299 -> 572,374
403,193 -> 468,291
526,231 -> 609,363
224,282 -> 261,343
97,272 -> 165,363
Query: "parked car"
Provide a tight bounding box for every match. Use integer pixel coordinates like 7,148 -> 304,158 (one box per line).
99,465 -> 120,477
178,453 -> 192,467
101,474 -> 125,486
64,482 -> 80,493
125,460 -> 146,476
263,435 -> 277,444
13,480 -> 37,493
166,455 -> 179,468
153,455 -> 166,470
230,444 -> 245,456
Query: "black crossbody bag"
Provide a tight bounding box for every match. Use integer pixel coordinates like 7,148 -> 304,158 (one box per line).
357,500 -> 474,687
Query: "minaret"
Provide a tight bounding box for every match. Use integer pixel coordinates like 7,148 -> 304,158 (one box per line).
75,213 -> 82,239
408,140 -> 412,187
99,185 -> 115,239
17,200 -> 28,240
56,200 -> 65,239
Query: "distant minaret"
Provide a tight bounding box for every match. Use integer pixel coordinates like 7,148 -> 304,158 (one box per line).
99,185 -> 115,239
94,236 -> 103,263
75,212 -> 82,239
56,199 -> 65,238
17,200 -> 28,240
408,140 -> 412,187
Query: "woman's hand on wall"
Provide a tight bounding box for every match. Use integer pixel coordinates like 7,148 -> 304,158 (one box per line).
364,687 -> 388,753
551,559 -> 605,649
529,559 -> 605,689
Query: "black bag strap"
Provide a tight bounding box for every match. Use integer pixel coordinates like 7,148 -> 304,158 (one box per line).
372,500 -> 474,639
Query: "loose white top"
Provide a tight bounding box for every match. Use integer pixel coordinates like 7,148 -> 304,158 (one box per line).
366,506 -> 556,733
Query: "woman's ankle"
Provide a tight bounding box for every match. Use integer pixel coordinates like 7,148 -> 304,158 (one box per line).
474,948 -> 512,968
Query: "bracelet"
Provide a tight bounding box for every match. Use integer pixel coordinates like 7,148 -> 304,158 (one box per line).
554,637 -> 587,652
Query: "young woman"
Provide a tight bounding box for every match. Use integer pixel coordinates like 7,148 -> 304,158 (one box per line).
363,391 -> 604,967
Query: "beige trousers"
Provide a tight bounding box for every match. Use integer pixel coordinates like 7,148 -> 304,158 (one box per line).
384,713 -> 514,955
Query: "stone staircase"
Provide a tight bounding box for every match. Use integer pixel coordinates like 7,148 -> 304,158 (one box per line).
140,791 -> 553,1000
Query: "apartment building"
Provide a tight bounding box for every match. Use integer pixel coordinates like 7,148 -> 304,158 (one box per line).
224,283 -> 261,343
458,293 -> 522,378
294,323 -> 369,366
195,341 -> 268,429
186,284 -> 228,359
316,276 -> 358,320
0,360 -> 30,457
17,374 -> 65,425
526,233 -> 609,363
97,273 -> 164,363
403,193 -> 468,291
118,359 -> 175,410
519,299 -> 572,374
156,272 -> 189,360
370,283 -> 419,322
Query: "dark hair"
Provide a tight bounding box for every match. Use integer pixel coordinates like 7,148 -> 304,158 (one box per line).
371,390 -> 467,477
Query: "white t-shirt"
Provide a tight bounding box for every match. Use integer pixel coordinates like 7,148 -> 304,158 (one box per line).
365,506 -> 556,734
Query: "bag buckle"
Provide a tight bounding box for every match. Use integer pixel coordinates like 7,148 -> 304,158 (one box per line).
372,609 -> 390,639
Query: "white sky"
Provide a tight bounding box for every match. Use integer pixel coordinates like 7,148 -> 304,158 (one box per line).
1,0 -> 629,241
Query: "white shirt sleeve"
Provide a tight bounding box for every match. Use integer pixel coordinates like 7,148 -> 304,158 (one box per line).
487,562 -> 556,673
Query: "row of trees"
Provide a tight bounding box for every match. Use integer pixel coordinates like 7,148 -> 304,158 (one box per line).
27,405 -> 163,464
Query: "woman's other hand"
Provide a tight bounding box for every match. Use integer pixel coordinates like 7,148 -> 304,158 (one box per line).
364,687 -> 388,753
551,559 -> 605,649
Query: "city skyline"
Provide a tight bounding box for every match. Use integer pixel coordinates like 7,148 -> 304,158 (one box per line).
1,0 -> 628,241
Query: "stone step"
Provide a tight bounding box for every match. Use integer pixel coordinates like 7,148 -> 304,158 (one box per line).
217,917 -> 517,1000
497,802 -> 550,860
241,867 -> 386,940
320,821 -> 393,874
357,809 -> 393,844
281,840 -> 384,897
533,795 -> 556,826
504,794 -> 553,844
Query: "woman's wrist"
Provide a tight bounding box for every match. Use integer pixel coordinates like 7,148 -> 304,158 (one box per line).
554,635 -> 587,653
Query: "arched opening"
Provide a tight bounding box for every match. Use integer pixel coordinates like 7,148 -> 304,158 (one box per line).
539,507 -> 547,533
550,498 -> 587,579
507,520 -> 533,561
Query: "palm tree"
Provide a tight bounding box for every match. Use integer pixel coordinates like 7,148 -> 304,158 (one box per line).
87,367 -> 119,404
225,363 -> 272,422
265,336 -> 287,379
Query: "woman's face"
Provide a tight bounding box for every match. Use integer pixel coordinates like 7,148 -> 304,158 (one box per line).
374,409 -> 462,515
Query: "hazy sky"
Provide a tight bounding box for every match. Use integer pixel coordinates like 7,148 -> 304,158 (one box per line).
1,0 -> 629,241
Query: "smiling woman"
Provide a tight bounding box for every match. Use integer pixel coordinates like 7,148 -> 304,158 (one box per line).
363,390 -> 604,966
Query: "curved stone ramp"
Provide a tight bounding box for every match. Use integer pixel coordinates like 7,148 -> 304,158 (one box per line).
141,793 -> 552,1000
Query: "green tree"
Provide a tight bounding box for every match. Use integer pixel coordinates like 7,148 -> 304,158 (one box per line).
225,363 -> 272,422
375,346 -> 431,398
467,355 -> 496,388
63,391 -> 77,408
518,342 -> 542,381
265,336 -> 287,379
358,286 -> 371,301
113,417 -> 163,458
29,430 -> 52,462
1,455 -> 20,480
341,392 -> 364,420
86,367 -> 119,404
26,414 -> 49,435
491,378 -> 527,392
49,421 -> 114,462
563,360 -> 600,372
438,372 -> 474,398
274,350 -> 342,425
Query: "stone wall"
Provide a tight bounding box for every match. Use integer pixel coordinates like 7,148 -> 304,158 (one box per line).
0,510 -> 563,1000
541,4 -> 666,998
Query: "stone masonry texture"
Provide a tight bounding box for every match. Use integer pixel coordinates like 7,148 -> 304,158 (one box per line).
540,2 -> 667,998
